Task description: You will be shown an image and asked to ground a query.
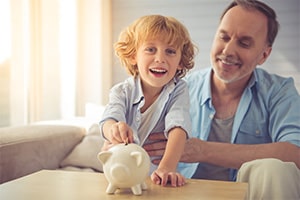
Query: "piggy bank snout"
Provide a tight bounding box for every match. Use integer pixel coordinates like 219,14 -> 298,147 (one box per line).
110,164 -> 130,182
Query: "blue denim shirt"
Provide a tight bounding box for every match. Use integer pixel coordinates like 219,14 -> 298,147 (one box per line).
183,68 -> 300,180
100,76 -> 192,174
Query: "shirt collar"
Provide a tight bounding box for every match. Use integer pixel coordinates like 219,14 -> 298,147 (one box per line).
132,76 -> 178,105
201,69 -> 213,106
248,69 -> 258,88
132,76 -> 144,105
163,77 -> 178,94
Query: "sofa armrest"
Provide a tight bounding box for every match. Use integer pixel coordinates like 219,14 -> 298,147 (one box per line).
0,125 -> 85,183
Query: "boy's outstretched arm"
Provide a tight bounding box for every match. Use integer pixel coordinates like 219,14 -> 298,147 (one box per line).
151,127 -> 187,187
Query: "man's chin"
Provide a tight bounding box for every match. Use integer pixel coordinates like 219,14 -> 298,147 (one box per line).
213,70 -> 237,84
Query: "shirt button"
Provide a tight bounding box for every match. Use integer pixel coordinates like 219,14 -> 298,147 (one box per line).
209,114 -> 214,119
255,130 -> 260,135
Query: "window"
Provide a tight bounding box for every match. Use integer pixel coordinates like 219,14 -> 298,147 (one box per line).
0,0 -> 11,127
0,0 -> 112,127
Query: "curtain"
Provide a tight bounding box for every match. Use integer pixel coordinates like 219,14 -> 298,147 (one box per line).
0,0 -> 112,127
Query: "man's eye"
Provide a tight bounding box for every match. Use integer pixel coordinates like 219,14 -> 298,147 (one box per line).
219,33 -> 229,41
220,36 -> 229,42
166,49 -> 176,55
239,40 -> 251,48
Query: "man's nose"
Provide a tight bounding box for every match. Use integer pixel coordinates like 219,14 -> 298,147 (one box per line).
222,40 -> 236,56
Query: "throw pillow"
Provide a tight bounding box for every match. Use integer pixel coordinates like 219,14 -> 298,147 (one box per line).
60,123 -> 104,172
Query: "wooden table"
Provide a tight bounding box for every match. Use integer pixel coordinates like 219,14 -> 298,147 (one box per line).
0,170 -> 247,200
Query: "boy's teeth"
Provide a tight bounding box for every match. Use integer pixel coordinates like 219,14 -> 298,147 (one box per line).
150,69 -> 167,73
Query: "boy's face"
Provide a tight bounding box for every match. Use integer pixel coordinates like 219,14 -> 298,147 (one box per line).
132,38 -> 182,91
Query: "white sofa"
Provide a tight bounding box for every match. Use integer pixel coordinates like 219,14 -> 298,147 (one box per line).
0,122 -> 105,184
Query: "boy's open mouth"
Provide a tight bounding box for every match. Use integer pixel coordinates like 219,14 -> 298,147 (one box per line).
150,68 -> 167,74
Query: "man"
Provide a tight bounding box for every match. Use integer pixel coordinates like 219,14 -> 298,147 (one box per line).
143,0 -> 300,199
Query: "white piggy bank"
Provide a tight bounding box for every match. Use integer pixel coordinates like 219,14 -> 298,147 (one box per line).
97,143 -> 151,195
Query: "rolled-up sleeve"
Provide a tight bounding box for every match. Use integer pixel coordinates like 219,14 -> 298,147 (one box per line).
164,80 -> 192,138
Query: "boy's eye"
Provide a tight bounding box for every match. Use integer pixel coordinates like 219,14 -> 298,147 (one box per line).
166,48 -> 176,55
145,47 -> 156,53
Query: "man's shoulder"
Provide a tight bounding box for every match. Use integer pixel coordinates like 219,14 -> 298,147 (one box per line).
254,68 -> 296,93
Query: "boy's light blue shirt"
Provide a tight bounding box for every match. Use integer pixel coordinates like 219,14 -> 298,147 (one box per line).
100,76 -> 193,174
184,67 -> 300,180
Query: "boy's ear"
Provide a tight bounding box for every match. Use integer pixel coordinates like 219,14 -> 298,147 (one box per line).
129,56 -> 137,65
177,64 -> 184,70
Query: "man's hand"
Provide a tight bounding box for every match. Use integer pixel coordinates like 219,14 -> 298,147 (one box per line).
143,133 -> 204,164
180,138 -> 203,163
143,132 -> 167,165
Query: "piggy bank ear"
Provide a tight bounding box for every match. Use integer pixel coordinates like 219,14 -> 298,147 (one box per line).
130,152 -> 143,167
98,151 -> 112,165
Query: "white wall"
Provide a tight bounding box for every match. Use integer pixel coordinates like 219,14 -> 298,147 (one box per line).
111,0 -> 300,92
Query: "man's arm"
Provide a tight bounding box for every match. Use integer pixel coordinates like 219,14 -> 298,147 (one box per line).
143,132 -> 300,169
143,132 -> 168,164
181,138 -> 300,169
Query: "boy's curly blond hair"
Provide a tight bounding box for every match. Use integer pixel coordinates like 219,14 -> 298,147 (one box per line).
114,15 -> 197,78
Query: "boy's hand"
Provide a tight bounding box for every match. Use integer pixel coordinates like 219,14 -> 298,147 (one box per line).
107,121 -> 134,144
101,140 -> 115,151
151,168 -> 186,187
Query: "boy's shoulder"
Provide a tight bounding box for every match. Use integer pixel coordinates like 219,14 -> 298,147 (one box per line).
110,77 -> 142,101
111,76 -> 136,90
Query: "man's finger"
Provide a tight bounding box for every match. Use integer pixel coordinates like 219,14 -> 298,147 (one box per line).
143,139 -> 167,149
146,148 -> 165,157
147,132 -> 167,141
151,159 -> 161,165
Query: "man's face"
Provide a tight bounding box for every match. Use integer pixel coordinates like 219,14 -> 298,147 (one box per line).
210,5 -> 272,84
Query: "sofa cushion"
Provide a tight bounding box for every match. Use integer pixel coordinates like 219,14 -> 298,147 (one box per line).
0,125 -> 85,183
60,123 -> 104,172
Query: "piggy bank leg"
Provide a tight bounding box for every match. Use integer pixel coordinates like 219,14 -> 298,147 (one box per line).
141,182 -> 148,190
131,184 -> 142,195
106,183 -> 118,194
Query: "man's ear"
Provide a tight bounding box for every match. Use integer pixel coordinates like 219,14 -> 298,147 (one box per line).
258,46 -> 272,65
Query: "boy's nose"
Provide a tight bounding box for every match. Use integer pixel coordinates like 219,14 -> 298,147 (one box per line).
155,51 -> 166,63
